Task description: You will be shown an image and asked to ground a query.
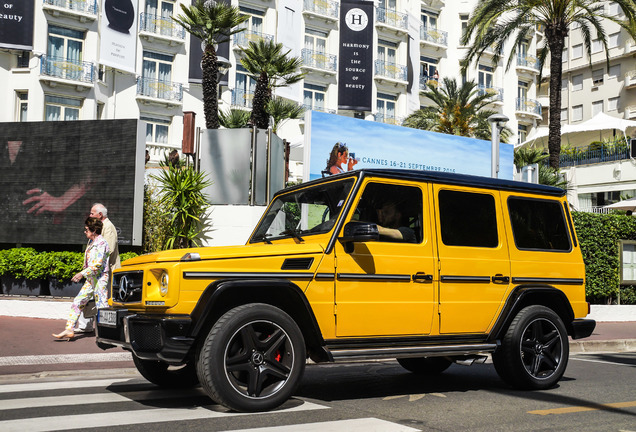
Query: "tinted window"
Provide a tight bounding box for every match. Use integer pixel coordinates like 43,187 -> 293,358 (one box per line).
508,197 -> 571,251
439,190 -> 498,247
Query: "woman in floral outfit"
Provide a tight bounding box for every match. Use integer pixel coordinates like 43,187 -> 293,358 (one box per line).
53,217 -> 110,340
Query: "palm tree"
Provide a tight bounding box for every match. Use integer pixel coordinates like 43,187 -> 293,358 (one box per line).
403,77 -> 511,142
461,0 -> 636,169
219,108 -> 251,128
265,97 -> 305,134
173,0 -> 248,129
240,39 -> 305,129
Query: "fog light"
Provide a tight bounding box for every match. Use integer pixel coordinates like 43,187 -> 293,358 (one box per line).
160,272 -> 169,296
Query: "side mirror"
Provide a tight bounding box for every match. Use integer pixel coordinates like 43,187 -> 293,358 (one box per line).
339,221 -> 380,245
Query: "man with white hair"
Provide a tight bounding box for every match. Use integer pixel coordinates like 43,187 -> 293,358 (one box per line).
76,203 -> 121,333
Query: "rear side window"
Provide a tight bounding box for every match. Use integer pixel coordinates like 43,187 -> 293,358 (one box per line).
508,197 -> 571,251
439,190 -> 498,247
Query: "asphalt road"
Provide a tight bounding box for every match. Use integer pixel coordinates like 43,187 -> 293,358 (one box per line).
1,351 -> 635,431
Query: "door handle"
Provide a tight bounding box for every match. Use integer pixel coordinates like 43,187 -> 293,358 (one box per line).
492,275 -> 510,283
413,273 -> 433,282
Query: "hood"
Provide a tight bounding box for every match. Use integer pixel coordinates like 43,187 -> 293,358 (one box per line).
122,243 -> 325,266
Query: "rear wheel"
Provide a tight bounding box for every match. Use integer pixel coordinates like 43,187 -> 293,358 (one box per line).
493,305 -> 568,390
397,357 -> 452,375
132,355 -> 199,388
197,303 -> 306,412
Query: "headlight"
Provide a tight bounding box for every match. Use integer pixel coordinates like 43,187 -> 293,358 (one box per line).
160,272 -> 169,296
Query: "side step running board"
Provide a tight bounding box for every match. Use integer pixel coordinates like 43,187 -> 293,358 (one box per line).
328,343 -> 498,362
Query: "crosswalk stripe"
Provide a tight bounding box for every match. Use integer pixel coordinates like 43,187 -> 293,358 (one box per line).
0,401 -> 329,432
0,378 -> 133,394
224,418 -> 420,432
0,352 -> 132,366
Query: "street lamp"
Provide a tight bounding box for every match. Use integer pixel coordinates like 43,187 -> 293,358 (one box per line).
488,113 -> 509,178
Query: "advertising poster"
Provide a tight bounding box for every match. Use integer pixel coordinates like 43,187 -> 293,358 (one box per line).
99,0 -> 138,73
304,111 -> 514,181
0,120 -> 145,246
338,0 -> 373,111
0,0 -> 35,50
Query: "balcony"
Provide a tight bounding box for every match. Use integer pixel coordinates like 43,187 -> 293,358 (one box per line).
419,75 -> 440,92
420,26 -> 448,48
376,7 -> 408,32
302,0 -> 339,22
625,105 -> 636,119
42,0 -> 97,21
40,56 -> 94,88
478,85 -> 504,104
516,55 -> 540,74
233,30 -> 274,49
515,97 -> 542,119
301,49 -> 337,74
136,77 -> 183,105
231,88 -> 254,108
560,137 -> 630,168
374,60 -> 407,84
139,13 -> 185,44
147,142 -> 180,166
626,70 -> 636,89
375,113 -> 404,126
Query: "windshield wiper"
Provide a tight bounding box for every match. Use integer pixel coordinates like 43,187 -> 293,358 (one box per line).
280,228 -> 304,242
252,233 -> 272,244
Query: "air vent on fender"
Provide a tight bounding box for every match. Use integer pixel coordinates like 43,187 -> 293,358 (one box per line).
281,257 -> 314,270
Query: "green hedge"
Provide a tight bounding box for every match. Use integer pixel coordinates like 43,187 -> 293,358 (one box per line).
573,212 -> 636,304
0,249 -> 138,282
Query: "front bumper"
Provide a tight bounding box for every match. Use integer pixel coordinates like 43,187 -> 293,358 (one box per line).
96,308 -> 195,364
571,318 -> 596,340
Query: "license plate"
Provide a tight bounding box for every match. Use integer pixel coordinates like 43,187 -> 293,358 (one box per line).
98,309 -> 117,327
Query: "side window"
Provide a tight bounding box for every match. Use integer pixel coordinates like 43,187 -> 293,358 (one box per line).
354,183 -> 422,243
439,190 -> 498,247
508,197 -> 571,251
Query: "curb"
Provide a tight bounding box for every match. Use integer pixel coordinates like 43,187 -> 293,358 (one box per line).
570,339 -> 636,354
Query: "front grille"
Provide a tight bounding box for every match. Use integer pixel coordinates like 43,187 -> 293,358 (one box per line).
112,271 -> 144,303
130,321 -> 162,352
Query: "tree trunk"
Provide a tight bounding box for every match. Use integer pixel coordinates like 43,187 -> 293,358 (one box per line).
250,72 -> 271,129
202,45 -> 220,129
546,28 -> 567,170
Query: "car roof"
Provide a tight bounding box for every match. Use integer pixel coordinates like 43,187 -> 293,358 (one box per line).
280,169 -> 566,198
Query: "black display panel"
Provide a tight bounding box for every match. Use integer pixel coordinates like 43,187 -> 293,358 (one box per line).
0,0 -> 35,50
0,119 -> 144,245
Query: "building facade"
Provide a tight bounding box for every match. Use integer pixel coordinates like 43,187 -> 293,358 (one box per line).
2,0 -> 544,181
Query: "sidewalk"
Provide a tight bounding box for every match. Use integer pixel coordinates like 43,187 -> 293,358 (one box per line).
1,296 -> 635,357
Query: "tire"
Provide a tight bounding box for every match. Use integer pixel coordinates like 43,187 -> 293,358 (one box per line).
397,357 -> 452,375
132,355 -> 199,388
492,305 -> 569,390
196,303 -> 306,412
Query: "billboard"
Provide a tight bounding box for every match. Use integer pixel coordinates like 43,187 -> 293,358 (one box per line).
338,0 -> 373,111
0,0 -> 35,50
0,120 -> 145,246
304,111 -> 514,181
99,0 -> 138,73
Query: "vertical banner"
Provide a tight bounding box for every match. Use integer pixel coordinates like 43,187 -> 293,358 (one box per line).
407,11 -> 421,113
275,0 -> 303,102
338,0 -> 373,111
0,0 -> 35,50
188,0 -> 230,85
99,0 -> 138,73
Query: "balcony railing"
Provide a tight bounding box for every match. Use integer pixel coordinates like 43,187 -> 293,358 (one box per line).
419,75 -> 440,91
43,0 -> 97,15
40,56 -> 94,83
376,113 -> 404,126
420,26 -> 448,47
515,97 -> 541,116
517,55 -> 540,71
302,104 -> 336,114
377,7 -> 408,30
578,206 -> 613,214
301,49 -> 337,72
560,138 -> 630,167
302,0 -> 339,19
231,88 -> 255,108
137,77 -> 183,102
139,12 -> 185,40
478,85 -> 504,102
233,30 -> 274,48
375,60 -> 407,82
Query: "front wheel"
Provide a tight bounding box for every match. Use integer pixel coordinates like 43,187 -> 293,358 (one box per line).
492,305 -> 569,390
197,303 -> 306,412
132,355 -> 199,388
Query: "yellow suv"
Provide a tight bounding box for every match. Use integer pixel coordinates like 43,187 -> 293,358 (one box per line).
97,169 -> 595,412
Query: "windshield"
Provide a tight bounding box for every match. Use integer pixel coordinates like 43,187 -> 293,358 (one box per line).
250,179 -> 355,243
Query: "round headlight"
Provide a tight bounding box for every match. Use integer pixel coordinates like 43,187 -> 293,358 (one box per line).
160,272 -> 169,296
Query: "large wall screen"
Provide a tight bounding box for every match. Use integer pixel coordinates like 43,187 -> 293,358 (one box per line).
0,120 -> 145,246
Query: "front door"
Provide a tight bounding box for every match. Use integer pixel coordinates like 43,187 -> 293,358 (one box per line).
334,180 -> 436,337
